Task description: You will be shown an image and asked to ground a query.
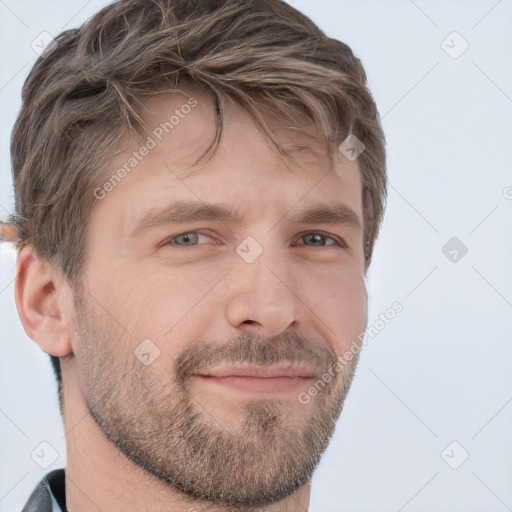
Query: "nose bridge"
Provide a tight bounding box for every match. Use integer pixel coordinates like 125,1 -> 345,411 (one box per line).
226,232 -> 301,335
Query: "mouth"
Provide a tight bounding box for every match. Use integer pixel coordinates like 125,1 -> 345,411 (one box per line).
193,363 -> 316,394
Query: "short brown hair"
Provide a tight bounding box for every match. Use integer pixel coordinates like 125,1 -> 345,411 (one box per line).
9,0 -> 387,391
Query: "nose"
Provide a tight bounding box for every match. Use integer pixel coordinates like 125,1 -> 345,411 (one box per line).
225,237 -> 303,339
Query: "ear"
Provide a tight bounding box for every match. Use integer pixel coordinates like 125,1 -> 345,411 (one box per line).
14,245 -> 74,357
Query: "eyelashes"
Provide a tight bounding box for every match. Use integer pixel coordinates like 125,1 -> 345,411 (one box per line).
298,232 -> 347,249
161,230 -> 348,249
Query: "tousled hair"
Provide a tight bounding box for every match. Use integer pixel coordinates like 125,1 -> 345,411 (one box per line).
8,0 -> 387,398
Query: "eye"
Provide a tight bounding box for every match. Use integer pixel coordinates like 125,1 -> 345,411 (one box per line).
297,232 -> 347,249
161,230 -> 217,247
160,230 -> 347,249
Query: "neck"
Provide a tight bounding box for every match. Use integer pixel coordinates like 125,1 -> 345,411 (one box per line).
61,369 -> 311,512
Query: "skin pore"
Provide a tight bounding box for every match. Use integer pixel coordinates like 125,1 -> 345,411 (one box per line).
15,85 -> 368,512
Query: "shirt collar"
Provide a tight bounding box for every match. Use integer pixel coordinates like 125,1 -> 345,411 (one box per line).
22,469 -> 66,512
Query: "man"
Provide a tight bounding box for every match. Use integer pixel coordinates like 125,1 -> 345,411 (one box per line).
9,0 -> 386,510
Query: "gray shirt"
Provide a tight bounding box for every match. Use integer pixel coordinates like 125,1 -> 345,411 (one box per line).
22,469 -> 66,512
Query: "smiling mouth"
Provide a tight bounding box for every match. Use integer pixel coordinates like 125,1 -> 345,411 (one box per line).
193,363 -> 316,394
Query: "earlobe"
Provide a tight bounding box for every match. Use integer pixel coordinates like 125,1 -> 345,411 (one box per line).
14,246 -> 74,358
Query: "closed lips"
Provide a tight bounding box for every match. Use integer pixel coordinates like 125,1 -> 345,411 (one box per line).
195,363 -> 316,379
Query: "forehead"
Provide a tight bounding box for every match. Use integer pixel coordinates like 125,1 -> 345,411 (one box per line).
137,88 -> 334,167
91,87 -> 363,235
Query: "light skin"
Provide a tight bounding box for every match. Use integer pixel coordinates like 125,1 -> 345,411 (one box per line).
15,86 -> 368,512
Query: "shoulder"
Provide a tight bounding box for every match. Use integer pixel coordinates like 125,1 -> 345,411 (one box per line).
22,469 -> 66,512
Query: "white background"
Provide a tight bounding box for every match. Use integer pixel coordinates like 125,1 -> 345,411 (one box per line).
1,1 -> 511,511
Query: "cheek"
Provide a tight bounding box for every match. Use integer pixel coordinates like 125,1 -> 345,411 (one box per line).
87,253 -> 221,339
304,267 -> 367,354
101,265 -> 225,362
340,275 -> 368,340
135,266 -> 222,325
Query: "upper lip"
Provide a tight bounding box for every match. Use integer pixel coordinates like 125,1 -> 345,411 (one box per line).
195,363 -> 316,379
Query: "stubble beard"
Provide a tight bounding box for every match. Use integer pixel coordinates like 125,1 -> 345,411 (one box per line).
72,287 -> 360,510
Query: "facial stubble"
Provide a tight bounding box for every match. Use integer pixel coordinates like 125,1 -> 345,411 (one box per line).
71,287 -> 360,509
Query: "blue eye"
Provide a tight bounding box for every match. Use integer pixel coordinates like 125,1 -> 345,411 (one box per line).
161,231 -> 347,249
299,232 -> 346,248
163,231 -> 215,247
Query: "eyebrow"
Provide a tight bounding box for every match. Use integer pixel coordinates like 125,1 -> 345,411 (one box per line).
129,200 -> 361,238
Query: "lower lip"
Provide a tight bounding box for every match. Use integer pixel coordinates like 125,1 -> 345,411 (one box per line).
197,375 -> 314,394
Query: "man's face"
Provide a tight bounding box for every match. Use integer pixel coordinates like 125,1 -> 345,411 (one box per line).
71,88 -> 368,508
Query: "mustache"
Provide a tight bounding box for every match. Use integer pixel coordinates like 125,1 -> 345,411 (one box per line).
173,331 -> 338,383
